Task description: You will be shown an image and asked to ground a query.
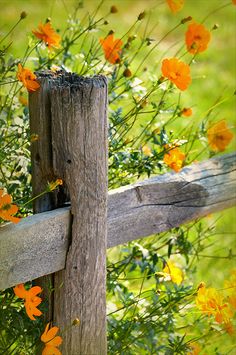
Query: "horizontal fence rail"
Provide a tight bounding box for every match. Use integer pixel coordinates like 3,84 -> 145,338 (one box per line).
0,152 -> 236,290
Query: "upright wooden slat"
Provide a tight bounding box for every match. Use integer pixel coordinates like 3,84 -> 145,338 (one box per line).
29,74 -> 56,323
50,74 -> 108,354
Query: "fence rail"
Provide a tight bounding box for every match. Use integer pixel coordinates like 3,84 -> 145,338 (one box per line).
1,152 -> 235,291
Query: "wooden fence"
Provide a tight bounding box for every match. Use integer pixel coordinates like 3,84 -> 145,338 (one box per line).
0,72 -> 235,354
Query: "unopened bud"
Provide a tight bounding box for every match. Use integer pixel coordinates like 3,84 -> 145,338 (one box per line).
104,20 -> 109,25
146,37 -> 154,46
128,35 -> 137,42
110,5 -> 118,13
72,318 -> 80,326
123,68 -> 132,77
30,134 -> 39,142
181,16 -> 192,24
197,282 -> 205,291
158,76 -> 165,84
46,17 -> 51,23
212,23 -> 219,30
138,11 -> 145,21
108,30 -> 114,35
20,11 -> 27,19
47,178 -> 63,192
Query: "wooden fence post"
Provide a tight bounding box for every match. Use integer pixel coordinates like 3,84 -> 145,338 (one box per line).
29,72 -> 108,354
50,74 -> 108,354
29,74 -> 58,323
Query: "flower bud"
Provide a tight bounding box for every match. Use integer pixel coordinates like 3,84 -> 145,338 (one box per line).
181,16 -> 192,24
110,5 -> 118,13
20,11 -> 27,19
212,23 -> 219,30
197,282 -> 205,290
72,318 -> 80,326
137,11 -> 145,21
128,35 -> 137,42
123,68 -> 132,77
30,134 -> 39,142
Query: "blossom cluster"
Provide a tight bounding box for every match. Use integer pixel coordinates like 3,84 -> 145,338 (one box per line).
196,269 -> 236,335
13,284 -> 63,354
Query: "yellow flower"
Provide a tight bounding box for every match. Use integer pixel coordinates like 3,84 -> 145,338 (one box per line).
224,269 -> 236,310
207,120 -> 234,152
162,261 -> 184,285
47,179 -> 63,191
187,342 -> 202,355
163,147 -> 185,172
196,284 -> 233,324
142,145 -> 152,156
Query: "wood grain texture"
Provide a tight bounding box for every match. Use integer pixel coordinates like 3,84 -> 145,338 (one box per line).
0,152 -> 235,292
50,74 -> 108,355
0,208 -> 70,290
29,73 -> 68,326
29,75 -> 56,325
108,151 -> 236,247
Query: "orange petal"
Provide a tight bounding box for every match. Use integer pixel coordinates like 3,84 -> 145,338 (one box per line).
28,285 -> 43,297
41,323 -> 60,343
42,345 -> 62,355
13,284 -> 28,299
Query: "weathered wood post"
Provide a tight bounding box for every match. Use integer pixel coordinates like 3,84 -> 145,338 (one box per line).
29,72 -> 108,354
29,74 -> 58,323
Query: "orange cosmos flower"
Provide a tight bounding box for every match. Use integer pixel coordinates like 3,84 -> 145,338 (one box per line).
17,64 -> 40,92
18,90 -> 28,106
41,323 -> 63,355
185,22 -> 211,54
32,22 -> 61,49
13,283 -> 42,320
100,34 -> 122,64
187,342 -> 202,355
196,284 -> 233,324
224,321 -> 234,335
207,120 -> 234,152
162,261 -> 184,285
232,0 -> 236,5
181,107 -> 192,117
163,147 -> 185,172
0,189 -> 20,223
161,58 -> 191,91
166,0 -> 184,13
